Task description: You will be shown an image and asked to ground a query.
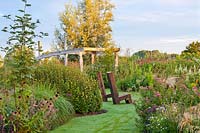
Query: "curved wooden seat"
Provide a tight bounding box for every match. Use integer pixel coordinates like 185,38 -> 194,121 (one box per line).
107,72 -> 132,104
97,71 -> 132,104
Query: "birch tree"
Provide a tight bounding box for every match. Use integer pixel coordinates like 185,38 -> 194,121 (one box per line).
60,0 -> 114,48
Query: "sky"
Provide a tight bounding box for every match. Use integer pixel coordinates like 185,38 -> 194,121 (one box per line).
0,0 -> 200,56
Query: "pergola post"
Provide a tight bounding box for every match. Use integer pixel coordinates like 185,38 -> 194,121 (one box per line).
114,52 -> 119,68
79,52 -> 83,72
64,33 -> 68,66
38,41 -> 42,57
91,52 -> 95,64
38,41 -> 42,64
64,54 -> 68,66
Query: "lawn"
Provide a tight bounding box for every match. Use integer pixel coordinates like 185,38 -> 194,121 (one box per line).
51,92 -> 141,133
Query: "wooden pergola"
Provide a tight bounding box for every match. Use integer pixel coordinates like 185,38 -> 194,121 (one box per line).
37,47 -> 120,72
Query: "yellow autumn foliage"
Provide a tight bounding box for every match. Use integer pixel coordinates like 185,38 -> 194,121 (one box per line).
0,56 -> 3,68
60,0 -> 114,48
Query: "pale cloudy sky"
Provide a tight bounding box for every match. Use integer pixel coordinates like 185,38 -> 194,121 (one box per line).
0,0 -> 200,56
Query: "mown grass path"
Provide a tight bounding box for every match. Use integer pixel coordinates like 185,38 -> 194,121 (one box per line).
51,92 -> 141,133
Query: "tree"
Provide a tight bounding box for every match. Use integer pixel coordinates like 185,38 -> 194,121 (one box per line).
60,0 -> 114,48
52,25 -> 66,51
181,41 -> 200,59
1,0 -> 47,88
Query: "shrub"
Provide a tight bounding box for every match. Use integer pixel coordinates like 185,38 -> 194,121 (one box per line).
34,61 -> 102,113
117,64 -> 154,92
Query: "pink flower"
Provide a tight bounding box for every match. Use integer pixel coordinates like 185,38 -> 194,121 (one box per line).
66,93 -> 72,97
0,114 -> 3,121
154,91 -> 161,97
192,86 -> 198,92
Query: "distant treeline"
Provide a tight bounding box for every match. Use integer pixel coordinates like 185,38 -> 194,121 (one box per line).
132,50 -> 177,59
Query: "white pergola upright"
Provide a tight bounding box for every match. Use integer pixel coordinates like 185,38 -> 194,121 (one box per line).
37,45 -> 120,72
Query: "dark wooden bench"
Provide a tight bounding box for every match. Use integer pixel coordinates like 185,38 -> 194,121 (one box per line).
107,72 -> 132,104
97,72 -> 112,102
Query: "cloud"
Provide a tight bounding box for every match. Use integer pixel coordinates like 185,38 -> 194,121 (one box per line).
155,36 -> 200,53
113,0 -> 200,24
0,13 -> 4,17
116,12 -> 161,23
115,35 -> 200,54
115,10 -> 200,25
112,0 -> 141,7
159,36 -> 199,44
157,0 -> 199,6
134,36 -> 199,47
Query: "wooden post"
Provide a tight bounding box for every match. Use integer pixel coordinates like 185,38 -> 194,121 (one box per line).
64,33 -> 68,66
38,41 -> 42,57
38,41 -> 42,64
91,52 -> 95,64
64,54 -> 68,66
79,52 -> 83,72
114,52 -> 119,68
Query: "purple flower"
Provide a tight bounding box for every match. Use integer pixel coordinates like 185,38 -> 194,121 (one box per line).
146,105 -> 158,113
66,93 -> 72,97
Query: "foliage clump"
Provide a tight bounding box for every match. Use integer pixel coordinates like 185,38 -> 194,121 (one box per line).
34,61 -> 102,114
117,63 -> 154,92
134,58 -> 200,132
0,83 -> 74,132
181,41 -> 200,59
31,83 -> 74,130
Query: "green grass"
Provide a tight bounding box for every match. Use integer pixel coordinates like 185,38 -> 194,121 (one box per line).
51,91 -> 141,133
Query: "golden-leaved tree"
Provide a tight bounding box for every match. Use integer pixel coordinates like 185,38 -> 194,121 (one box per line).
60,0 -> 114,48
181,41 -> 200,59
